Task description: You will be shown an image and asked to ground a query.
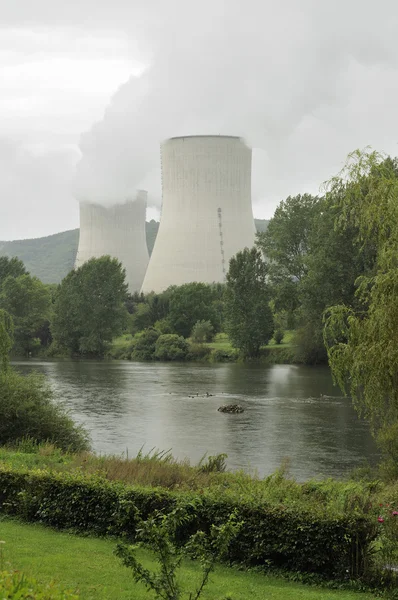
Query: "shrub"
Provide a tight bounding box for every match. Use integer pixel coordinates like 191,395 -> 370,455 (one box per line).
191,320 -> 215,343
0,570 -> 79,599
154,318 -> 173,335
273,329 -> 284,345
131,328 -> 160,360
154,334 -> 189,361
210,348 -> 239,362
0,465 -> 377,579
0,370 -> 90,452
187,343 -> 212,361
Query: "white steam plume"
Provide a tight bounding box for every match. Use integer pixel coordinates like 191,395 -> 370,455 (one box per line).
74,0 -> 398,209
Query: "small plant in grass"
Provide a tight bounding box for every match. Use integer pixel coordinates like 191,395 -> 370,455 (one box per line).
115,505 -> 242,600
198,453 -> 228,473
273,329 -> 284,345
0,569 -> 79,599
374,502 -> 398,582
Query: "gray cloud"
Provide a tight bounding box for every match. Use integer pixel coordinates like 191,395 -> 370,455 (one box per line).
1,0 -> 398,236
74,0 -> 398,209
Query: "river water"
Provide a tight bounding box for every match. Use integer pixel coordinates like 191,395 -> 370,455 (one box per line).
13,360 -> 378,480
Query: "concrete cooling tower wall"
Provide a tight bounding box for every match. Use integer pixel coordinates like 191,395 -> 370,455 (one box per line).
75,191 -> 149,292
141,135 -> 255,293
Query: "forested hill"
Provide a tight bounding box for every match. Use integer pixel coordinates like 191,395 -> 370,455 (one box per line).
0,219 -> 268,284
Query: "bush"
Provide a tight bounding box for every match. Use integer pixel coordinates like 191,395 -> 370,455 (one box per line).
191,320 -> 215,343
273,329 -> 284,345
0,370 -> 90,452
0,569 -> 79,599
187,343 -> 212,361
154,319 -> 173,335
0,465 -> 377,579
131,328 -> 160,360
210,348 -> 239,362
154,334 -> 189,361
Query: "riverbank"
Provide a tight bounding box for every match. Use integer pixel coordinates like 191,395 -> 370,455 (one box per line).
108,331 -> 298,363
0,444 -> 397,594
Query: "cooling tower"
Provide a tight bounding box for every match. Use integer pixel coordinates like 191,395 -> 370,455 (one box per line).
141,135 -> 255,293
75,191 -> 149,292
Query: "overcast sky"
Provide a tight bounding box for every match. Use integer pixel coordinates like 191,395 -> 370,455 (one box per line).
1,0 -> 398,240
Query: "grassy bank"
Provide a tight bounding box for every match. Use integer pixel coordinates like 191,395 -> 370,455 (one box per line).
0,445 -> 381,512
0,518 -> 376,600
109,331 -> 297,363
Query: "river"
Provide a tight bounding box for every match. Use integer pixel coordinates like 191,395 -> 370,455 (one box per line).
13,360 -> 378,480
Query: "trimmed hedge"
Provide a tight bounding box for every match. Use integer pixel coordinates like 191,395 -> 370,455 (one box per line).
0,466 -> 376,579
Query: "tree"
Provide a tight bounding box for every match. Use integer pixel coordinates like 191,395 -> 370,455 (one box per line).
323,150 -> 398,467
168,283 -> 220,338
154,334 -> 189,361
224,247 -> 274,357
191,320 -> 215,343
0,309 -> 13,373
256,194 -> 319,317
0,256 -> 27,288
0,274 -> 51,355
52,256 -> 128,357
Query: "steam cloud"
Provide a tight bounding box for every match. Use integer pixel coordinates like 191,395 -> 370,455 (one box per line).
74,0 -> 398,210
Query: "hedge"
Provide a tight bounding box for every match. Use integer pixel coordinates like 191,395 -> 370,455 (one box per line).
0,465 -> 376,579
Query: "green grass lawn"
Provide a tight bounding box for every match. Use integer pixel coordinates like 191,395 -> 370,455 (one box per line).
0,518 -> 375,600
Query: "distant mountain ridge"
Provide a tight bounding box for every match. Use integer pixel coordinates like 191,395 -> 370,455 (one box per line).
0,219 -> 268,284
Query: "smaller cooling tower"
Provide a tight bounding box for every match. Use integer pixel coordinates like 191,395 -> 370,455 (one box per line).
75,191 -> 149,292
141,135 -> 256,293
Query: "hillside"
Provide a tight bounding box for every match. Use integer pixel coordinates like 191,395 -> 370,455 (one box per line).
0,218 -> 268,284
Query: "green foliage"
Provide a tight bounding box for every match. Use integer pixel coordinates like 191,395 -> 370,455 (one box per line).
0,369 -> 90,452
0,255 -> 27,285
154,334 -> 189,361
0,309 -> 13,373
168,283 -> 221,338
115,507 -> 242,600
323,150 -> 398,464
187,343 -> 212,361
154,319 -> 173,335
0,274 -> 52,356
0,464 -> 377,579
52,256 -> 128,357
130,303 -> 153,334
257,194 -> 318,316
225,247 -> 274,357
209,348 -> 239,362
191,320 -> 214,343
131,328 -> 160,360
0,569 -> 79,599
198,454 -> 228,473
273,329 -> 284,345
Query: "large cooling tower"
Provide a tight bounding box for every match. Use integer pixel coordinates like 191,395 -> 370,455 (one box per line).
75,191 -> 149,292
141,135 -> 255,293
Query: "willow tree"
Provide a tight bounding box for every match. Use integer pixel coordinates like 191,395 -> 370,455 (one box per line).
323,149 -> 398,466
0,309 -> 14,373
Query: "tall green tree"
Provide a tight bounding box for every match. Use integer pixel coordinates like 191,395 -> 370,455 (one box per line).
224,247 -> 274,357
0,309 -> 13,372
168,283 -> 220,338
256,194 -> 319,317
0,274 -> 51,355
52,256 -> 128,357
323,150 -> 398,466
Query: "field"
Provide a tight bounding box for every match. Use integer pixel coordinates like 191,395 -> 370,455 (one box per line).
0,518 -> 376,600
